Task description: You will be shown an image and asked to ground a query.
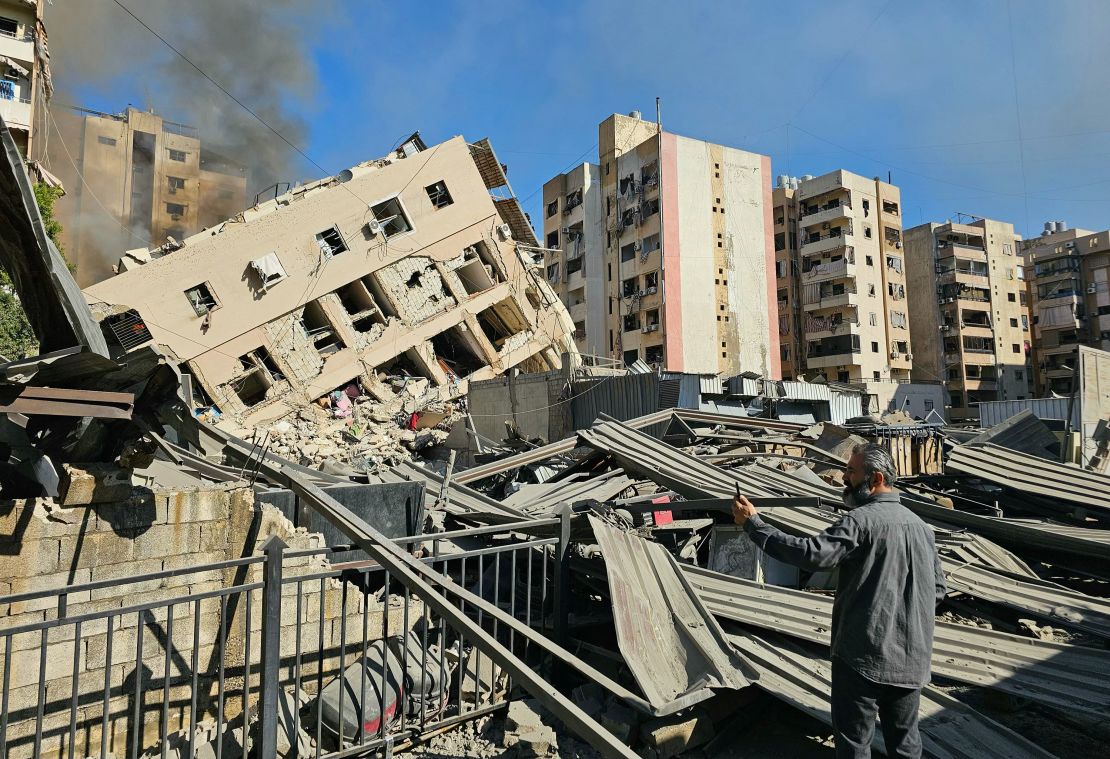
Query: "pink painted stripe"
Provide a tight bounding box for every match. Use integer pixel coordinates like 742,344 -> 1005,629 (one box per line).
761,154 -> 781,380
661,132 -> 683,371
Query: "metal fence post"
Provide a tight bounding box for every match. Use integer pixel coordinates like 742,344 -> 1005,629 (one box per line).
553,503 -> 571,649
258,535 -> 287,759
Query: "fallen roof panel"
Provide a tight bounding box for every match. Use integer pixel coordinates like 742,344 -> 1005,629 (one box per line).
684,565 -> 1110,717
589,517 -> 756,711
731,629 -> 1057,759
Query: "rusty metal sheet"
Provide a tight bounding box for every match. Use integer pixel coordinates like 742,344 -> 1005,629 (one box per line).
588,516 -> 757,711
0,386 -> 133,419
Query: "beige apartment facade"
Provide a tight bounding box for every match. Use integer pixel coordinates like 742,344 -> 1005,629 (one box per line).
542,112 -> 778,377
85,134 -> 577,425
1022,223 -> 1110,396
48,106 -> 248,286
904,218 -> 1030,419
774,170 -> 911,384
0,0 -> 48,159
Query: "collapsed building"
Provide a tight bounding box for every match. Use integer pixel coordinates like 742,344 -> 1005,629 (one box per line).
83,133 -> 577,434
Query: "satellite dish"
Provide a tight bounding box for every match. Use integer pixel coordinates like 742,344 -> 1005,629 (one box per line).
337,169 -> 354,183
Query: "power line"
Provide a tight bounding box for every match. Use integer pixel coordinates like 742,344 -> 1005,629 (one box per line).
1006,0 -> 1032,235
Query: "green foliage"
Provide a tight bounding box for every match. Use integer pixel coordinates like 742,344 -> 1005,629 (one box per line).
0,181 -> 71,359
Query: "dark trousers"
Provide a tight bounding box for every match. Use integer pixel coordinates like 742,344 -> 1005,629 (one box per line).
831,657 -> 923,759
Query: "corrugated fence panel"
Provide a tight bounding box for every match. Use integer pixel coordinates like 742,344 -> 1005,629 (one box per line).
978,398 -> 1076,429
829,392 -> 863,425
571,373 -> 660,430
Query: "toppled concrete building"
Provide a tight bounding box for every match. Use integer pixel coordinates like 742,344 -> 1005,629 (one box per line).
84,133 -> 577,427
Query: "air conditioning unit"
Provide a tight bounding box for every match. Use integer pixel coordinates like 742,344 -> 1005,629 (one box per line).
634,241 -> 643,251
890,351 -> 899,359
644,286 -> 657,295
497,223 -> 512,240
366,218 -> 383,236
642,324 -> 659,333
895,241 -> 902,249
1088,284 -> 1098,294
170,213 -> 182,221
905,353 -> 913,361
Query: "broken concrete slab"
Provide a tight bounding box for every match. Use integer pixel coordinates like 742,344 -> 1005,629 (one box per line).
58,462 -> 132,505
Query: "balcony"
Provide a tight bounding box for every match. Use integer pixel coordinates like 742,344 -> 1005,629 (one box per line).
0,31 -> 34,66
806,352 -> 859,370
800,201 -> 851,228
801,255 -> 856,284
0,97 -> 30,131
800,230 -> 852,256
938,267 -> 989,287
803,290 -> 858,312
962,349 -> 996,365
806,319 -> 861,340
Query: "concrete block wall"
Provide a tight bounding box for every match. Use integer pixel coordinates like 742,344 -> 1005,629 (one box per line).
371,256 -> 457,324
0,487 -> 416,759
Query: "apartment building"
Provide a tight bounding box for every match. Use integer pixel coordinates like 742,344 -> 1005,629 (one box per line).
0,0 -> 48,159
1021,221 -> 1110,395
773,170 -> 911,383
48,106 -> 249,286
85,133 -> 576,425
904,218 -> 1029,419
541,111 -> 778,377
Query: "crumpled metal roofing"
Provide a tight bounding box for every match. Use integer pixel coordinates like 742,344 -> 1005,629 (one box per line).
503,469 -> 634,515
731,629 -> 1057,759
946,443 -> 1110,520
589,517 -> 757,712
684,565 -> 1110,717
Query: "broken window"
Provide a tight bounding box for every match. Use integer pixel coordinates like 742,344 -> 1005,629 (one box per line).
425,180 -> 453,209
546,230 -> 559,249
644,308 -> 660,330
249,252 -> 288,290
368,197 -> 413,238
885,255 -> 903,273
566,257 -> 583,276
430,326 -> 486,376
642,234 -> 660,256
644,271 -> 658,290
882,200 -> 900,216
546,200 -> 558,218
104,309 -> 153,351
621,243 -> 636,263
168,149 -> 187,162
316,226 -> 349,258
645,345 -> 663,364
456,257 -> 496,295
621,208 -> 636,227
623,349 -> 639,366
301,300 -> 344,355
641,161 -> 659,187
165,202 -> 186,218
641,198 -> 660,219
622,278 -> 639,297
774,233 -> 785,251
167,176 -> 185,194
336,280 -> 383,331
0,17 -> 17,37
565,188 -> 583,211
184,283 -> 218,316
623,313 -> 640,331
476,298 -> 528,348
885,226 -> 902,245
546,263 -> 560,283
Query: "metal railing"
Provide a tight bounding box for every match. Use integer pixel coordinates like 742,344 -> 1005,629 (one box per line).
0,516 -> 565,759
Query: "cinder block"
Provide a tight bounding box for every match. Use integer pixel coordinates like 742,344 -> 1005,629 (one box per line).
59,464 -> 134,506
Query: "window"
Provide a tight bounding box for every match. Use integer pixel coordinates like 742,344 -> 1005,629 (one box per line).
565,188 -> 583,211
184,283 -> 218,316
885,255 -> 903,273
1016,370 -> 1024,381
622,278 -> 638,297
645,271 -> 658,289
249,253 -> 288,290
1007,293 -> 1016,302
546,231 -> 558,249
0,17 -> 17,37
1021,315 -> 1029,331
882,200 -> 900,216
871,341 -> 879,353
642,234 -> 660,255
1012,344 -> 1021,353
865,255 -> 873,266
864,226 -> 873,239
776,260 -> 786,279
167,176 -> 185,194
623,314 -> 640,331
165,202 -> 186,218
642,198 -> 660,218
869,312 -> 877,326
425,181 -> 453,209
774,232 -> 785,251
168,149 -> 187,162
868,284 -> 876,297
546,200 -> 558,218
369,197 -> 412,238
862,199 -> 870,216
315,226 -> 349,258
1009,318 -> 1018,327
873,371 -> 880,380
566,257 -> 583,275
97,135 -> 117,147
621,243 -> 636,263
546,263 -> 559,282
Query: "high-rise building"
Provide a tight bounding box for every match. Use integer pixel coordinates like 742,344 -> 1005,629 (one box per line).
0,0 -> 49,160
904,218 -> 1030,419
47,106 -> 248,286
773,170 -> 911,384
541,111 -> 778,377
1021,221 -> 1110,395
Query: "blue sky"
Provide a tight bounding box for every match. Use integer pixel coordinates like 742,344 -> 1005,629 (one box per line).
48,0 -> 1110,239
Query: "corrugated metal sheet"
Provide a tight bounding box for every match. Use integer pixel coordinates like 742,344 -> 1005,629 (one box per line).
947,443 -> 1110,520
628,358 -> 653,375
965,409 -> 1058,458
657,379 -> 681,409
732,630 -> 1057,759
590,517 -> 756,711
727,376 -> 761,397
699,375 -> 724,396
828,390 -> 863,425
570,373 -> 659,430
978,397 -> 1077,428
780,380 -> 831,401
685,564 -> 1110,717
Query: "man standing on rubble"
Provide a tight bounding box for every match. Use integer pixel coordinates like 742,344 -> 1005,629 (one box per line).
731,443 -> 945,759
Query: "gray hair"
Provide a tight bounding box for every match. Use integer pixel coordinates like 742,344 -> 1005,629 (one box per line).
851,443 -> 898,487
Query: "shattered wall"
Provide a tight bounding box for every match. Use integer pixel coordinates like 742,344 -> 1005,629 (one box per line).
0,488 -> 413,759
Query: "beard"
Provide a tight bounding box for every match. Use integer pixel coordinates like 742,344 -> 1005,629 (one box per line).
842,480 -> 874,509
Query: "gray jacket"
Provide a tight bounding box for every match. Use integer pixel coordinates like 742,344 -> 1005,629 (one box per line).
743,491 -> 945,688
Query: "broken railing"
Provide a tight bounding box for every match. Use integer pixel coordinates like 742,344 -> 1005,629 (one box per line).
0,517 -> 565,759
